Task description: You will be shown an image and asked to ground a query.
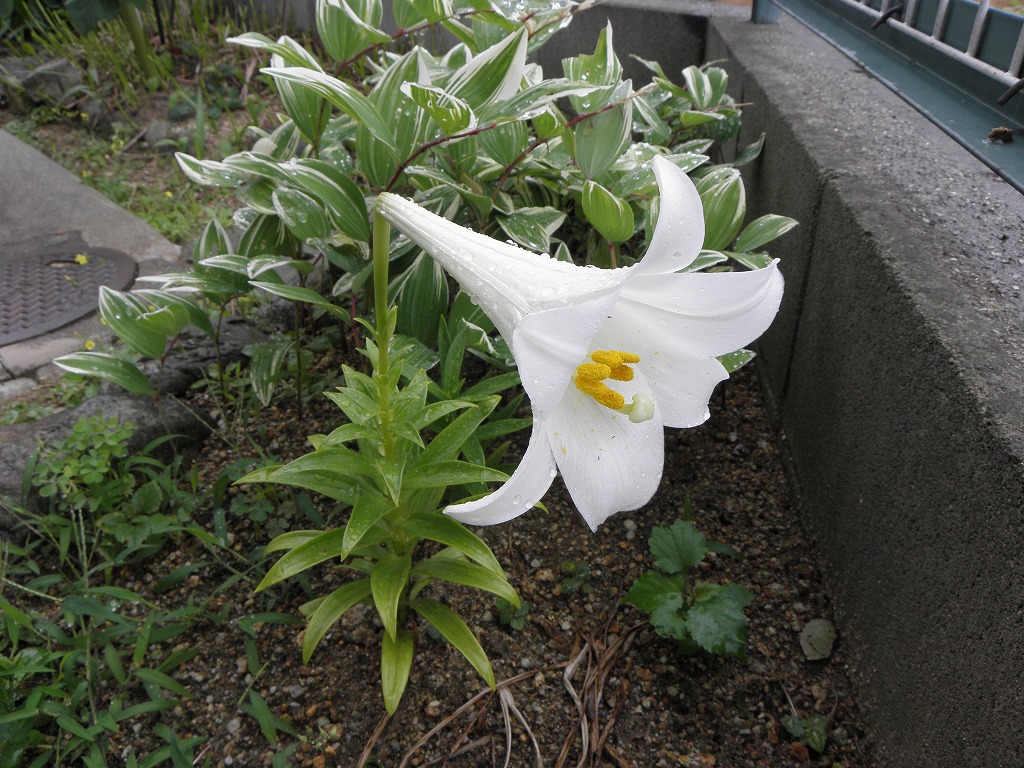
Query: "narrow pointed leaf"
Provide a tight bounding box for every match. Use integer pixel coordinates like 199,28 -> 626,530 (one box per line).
735,214 -> 798,253
371,552 -> 412,641
263,67 -> 397,152
403,512 -> 502,573
411,598 -> 494,687
53,353 -> 154,396
250,281 -> 351,321
303,579 -> 372,661
341,492 -> 395,558
412,557 -> 519,605
381,629 -> 414,714
257,529 -> 346,591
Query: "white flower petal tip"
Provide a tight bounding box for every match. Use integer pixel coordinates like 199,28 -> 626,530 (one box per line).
380,159 -> 782,530
442,424 -> 556,526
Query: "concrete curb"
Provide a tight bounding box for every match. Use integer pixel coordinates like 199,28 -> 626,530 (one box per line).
706,14 -> 1024,766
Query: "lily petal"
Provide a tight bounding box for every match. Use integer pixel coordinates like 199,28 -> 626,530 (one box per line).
513,292 -> 621,420
545,375 -> 664,531
634,156 -> 706,276
616,260 -> 784,359
376,193 -> 627,343
444,422 -> 557,525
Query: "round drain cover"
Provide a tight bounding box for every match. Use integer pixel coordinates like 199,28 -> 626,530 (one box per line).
0,246 -> 137,347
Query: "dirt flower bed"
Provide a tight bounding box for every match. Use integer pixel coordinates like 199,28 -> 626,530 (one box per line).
93,358 -> 878,768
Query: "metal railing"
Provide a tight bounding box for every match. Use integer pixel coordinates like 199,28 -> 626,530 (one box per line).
855,0 -> 1024,104
768,0 -> 1024,192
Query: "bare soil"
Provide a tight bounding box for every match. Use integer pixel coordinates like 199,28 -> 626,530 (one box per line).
123,357 -> 877,768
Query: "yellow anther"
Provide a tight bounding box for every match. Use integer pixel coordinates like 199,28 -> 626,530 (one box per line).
574,377 -> 625,410
591,350 -> 640,366
573,349 -> 643,413
576,362 -> 612,380
608,364 -> 634,382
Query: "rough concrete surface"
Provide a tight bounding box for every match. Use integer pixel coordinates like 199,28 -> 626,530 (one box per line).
707,15 -> 1024,767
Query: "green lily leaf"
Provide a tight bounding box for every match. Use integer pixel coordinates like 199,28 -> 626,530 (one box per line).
371,552 -> 412,640
302,579 -> 373,662
717,349 -> 756,374
412,556 -> 519,606
402,460 -> 508,489
341,493 -> 395,558
256,528 -> 346,591
404,512 -> 502,574
411,598 -> 494,687
381,628 -> 415,715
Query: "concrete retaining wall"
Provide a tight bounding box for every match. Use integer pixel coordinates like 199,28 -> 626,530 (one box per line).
705,13 -> 1024,767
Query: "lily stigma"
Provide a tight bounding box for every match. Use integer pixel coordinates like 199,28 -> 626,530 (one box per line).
376,156 -> 784,531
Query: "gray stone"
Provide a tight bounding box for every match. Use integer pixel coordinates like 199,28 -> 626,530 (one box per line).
0,395 -> 211,540
0,378 -> 38,402
799,619 -> 836,661
0,56 -> 83,111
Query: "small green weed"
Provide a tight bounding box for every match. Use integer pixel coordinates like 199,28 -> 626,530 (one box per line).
782,713 -> 831,754
559,561 -> 594,595
495,597 -> 530,631
624,518 -> 751,658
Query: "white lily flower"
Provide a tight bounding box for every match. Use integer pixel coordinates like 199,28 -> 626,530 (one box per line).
376,156 -> 783,530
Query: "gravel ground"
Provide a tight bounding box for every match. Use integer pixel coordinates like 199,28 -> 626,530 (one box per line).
125,359 -> 878,768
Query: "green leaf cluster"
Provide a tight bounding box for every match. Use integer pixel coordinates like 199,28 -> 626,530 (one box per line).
782,713 -> 831,754
624,519 -> 752,658
249,315 -> 524,714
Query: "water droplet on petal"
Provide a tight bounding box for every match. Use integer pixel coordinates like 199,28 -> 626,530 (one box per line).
512,494 -> 523,506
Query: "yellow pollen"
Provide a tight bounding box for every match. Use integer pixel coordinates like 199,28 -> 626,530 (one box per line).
591,350 -> 640,366
608,364 -> 634,382
576,362 -> 611,380
573,350 -> 641,413
574,377 -> 625,410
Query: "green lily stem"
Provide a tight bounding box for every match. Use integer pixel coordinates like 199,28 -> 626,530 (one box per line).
117,1 -> 160,86
372,211 -> 408,555
372,211 -> 390,383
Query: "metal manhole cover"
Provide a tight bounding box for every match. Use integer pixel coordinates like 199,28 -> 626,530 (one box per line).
0,246 -> 137,347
